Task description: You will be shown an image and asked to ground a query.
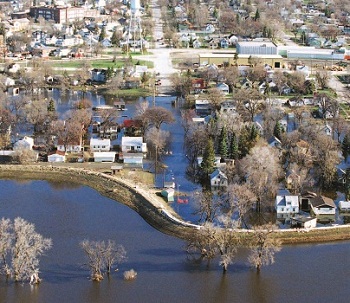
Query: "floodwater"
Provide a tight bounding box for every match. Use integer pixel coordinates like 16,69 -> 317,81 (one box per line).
0,180 -> 349,303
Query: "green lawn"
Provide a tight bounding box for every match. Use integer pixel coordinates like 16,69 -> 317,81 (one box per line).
51,58 -> 154,69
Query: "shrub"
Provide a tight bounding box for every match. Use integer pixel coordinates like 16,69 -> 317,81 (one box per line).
123,269 -> 137,280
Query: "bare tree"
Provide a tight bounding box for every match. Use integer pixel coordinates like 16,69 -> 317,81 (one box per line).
315,71 -> 330,90
247,224 -> 281,272
136,106 -> 175,133
192,190 -> 223,223
206,88 -> 225,112
80,239 -> 127,281
226,183 -> 256,227
0,218 -> 12,277
145,126 -> 170,173
236,88 -> 263,122
103,240 -> 127,275
12,148 -> 38,164
80,240 -> 105,281
237,140 -> 282,213
11,217 -> 52,283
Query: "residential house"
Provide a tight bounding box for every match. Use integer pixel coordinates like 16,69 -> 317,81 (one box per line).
114,100 -> 126,111
90,138 -> 111,152
338,201 -> 350,212
57,137 -> 82,153
310,195 -> 336,215
275,190 -> 300,216
48,150 -> 66,163
210,169 -> 228,188
121,136 -> 147,153
14,136 -> 34,150
6,63 -> 20,74
99,121 -> 119,139
219,38 -> 229,49
300,191 -> 317,211
195,99 -> 211,116
220,101 -> 237,114
91,69 -> 107,83
240,78 -> 253,89
93,151 -> 116,162
192,39 -> 202,49
208,38 -> 219,49
216,82 -> 229,94
205,24 -> 215,33
197,156 -> 226,169
267,136 -> 282,149
191,79 -> 206,93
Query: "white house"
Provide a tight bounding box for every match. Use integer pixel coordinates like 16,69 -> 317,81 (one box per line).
90,138 -> 111,152
14,136 -> 34,150
57,137 -> 82,153
338,200 -> 350,212
310,195 -> 336,215
210,169 -> 228,188
275,191 -> 299,215
48,151 -> 66,163
121,136 -> 147,153
93,152 -> 116,162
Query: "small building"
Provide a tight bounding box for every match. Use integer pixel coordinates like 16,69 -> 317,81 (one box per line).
310,195 -> 336,215
122,152 -> 144,168
210,169 -> 228,188
91,69 -> 107,83
267,136 -> 282,149
291,216 -> 317,229
338,200 -> 350,212
161,188 -> 175,202
90,138 -> 111,152
48,151 -> 66,163
93,152 -> 116,162
275,191 -> 300,215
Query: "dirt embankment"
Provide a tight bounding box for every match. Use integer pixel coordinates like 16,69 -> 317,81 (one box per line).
1,164 -> 350,245
0,164 -> 197,241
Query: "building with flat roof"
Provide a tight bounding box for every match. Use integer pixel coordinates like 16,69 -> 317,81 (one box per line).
236,40 -> 278,55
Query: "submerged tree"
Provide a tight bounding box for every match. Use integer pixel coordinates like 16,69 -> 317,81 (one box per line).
80,239 -> 127,281
0,217 -> 52,284
247,224 -> 282,272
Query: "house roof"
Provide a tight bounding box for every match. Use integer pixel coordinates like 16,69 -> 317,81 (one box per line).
310,195 -> 336,208
210,169 -> 227,180
276,194 -> 299,207
90,138 -> 111,145
121,136 -> 143,145
48,150 -> 66,156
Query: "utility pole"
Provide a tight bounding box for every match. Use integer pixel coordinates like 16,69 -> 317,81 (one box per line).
153,73 -> 161,106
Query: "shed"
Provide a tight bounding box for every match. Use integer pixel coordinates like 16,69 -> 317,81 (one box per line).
291,216 -> 317,229
93,152 -> 116,162
122,152 -> 144,168
48,151 -> 66,163
111,165 -> 123,174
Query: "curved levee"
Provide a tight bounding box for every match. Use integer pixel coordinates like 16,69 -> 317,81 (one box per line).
0,164 -> 349,244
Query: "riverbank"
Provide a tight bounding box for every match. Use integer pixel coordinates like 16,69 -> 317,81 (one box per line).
0,164 -> 349,245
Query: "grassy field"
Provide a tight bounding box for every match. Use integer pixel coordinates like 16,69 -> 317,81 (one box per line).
51,58 -> 154,69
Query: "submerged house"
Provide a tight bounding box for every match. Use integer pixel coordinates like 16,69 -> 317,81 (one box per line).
310,195 -> 336,215
275,191 -> 300,216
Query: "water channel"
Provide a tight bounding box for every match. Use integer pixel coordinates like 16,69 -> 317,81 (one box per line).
0,179 -> 349,303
